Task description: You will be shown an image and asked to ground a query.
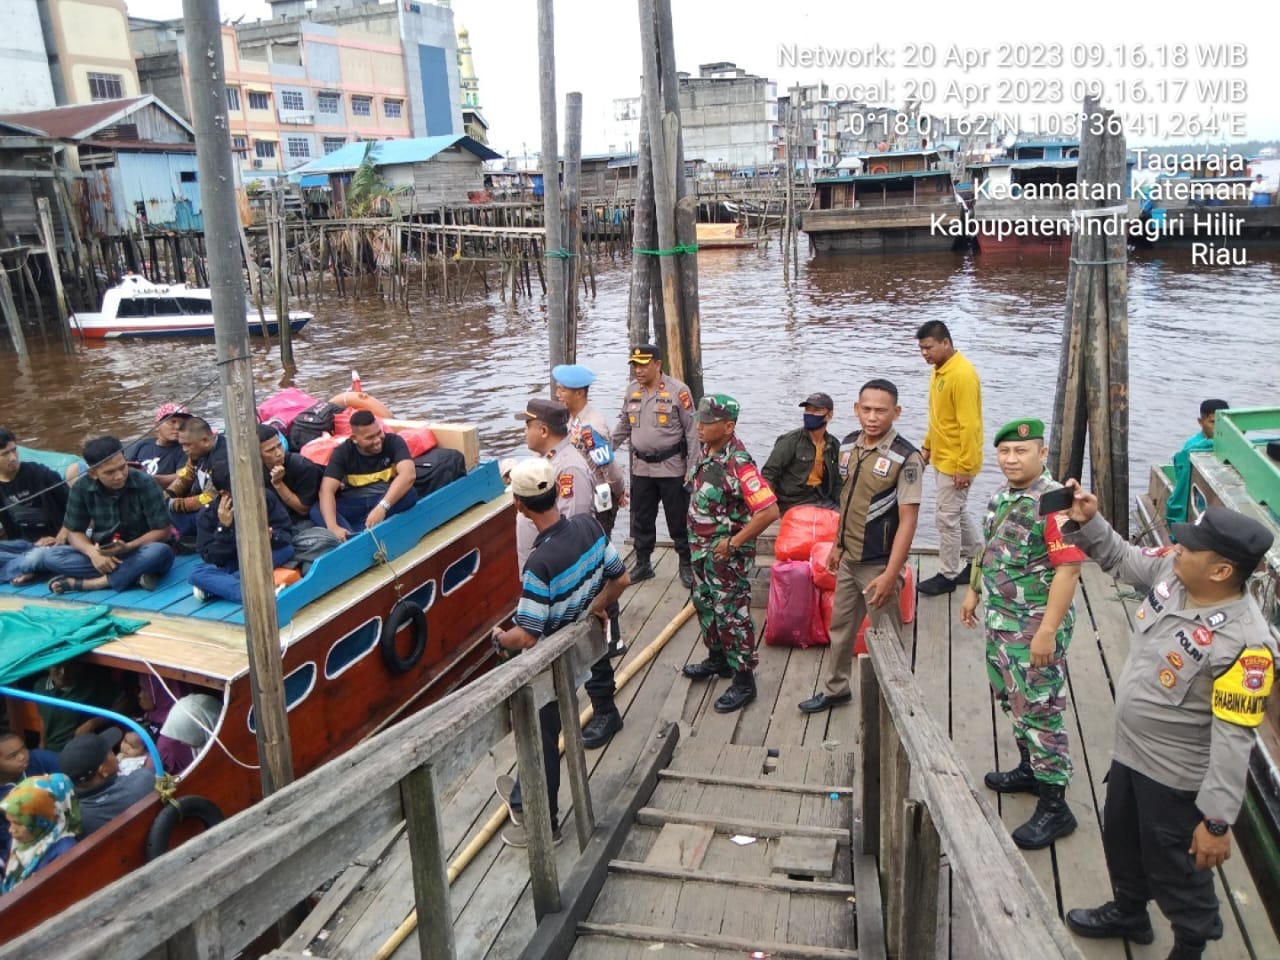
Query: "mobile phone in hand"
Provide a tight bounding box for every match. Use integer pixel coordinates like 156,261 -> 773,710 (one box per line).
1038,486 -> 1075,517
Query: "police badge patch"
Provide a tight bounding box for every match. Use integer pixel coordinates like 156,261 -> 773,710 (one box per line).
904,464 -> 919,485
557,472 -> 574,499
678,390 -> 693,411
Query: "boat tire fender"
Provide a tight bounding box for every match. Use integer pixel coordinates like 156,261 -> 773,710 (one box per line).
869,163 -> 889,175
331,391 -> 394,420
381,600 -> 427,673
146,795 -> 225,862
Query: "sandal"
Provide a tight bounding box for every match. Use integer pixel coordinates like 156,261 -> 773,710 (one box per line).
49,577 -> 85,595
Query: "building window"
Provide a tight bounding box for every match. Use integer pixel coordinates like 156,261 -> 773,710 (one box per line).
88,73 -> 124,101
248,91 -> 271,111
287,137 -> 310,159
226,88 -> 241,111
281,89 -> 305,112
322,137 -> 345,154
255,140 -> 276,159
317,93 -> 339,116
231,136 -> 248,155
351,96 -> 371,117
383,98 -> 402,119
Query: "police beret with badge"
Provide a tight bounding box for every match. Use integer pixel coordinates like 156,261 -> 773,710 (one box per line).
993,418 -> 1045,446
696,394 -> 740,423
1170,505 -> 1274,570
552,364 -> 595,390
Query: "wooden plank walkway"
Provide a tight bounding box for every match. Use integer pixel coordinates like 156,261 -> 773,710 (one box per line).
282,548 -> 1279,960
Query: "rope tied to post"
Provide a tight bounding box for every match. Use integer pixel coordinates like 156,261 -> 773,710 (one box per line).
543,249 -> 576,260
632,243 -> 699,256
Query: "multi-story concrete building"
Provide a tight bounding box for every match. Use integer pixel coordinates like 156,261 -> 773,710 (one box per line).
1,1 -> 57,114
677,62 -> 778,170
40,0 -> 141,107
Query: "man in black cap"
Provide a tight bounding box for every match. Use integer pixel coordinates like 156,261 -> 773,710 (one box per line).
612,344 -> 699,588
762,392 -> 842,514
59,729 -> 155,835
1060,492 -> 1276,960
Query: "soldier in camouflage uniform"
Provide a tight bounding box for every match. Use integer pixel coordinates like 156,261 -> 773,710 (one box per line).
960,418 -> 1085,850
681,395 -> 780,713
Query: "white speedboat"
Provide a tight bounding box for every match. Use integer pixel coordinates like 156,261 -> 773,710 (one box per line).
72,275 -> 312,339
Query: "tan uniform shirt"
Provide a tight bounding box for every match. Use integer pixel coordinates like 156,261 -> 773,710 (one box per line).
515,437 -> 595,569
612,373 -> 699,479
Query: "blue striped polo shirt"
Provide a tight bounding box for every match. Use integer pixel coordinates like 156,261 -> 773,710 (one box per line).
515,514 -> 625,638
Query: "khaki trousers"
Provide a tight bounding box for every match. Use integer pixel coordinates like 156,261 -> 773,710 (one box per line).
823,557 -> 904,697
934,467 -> 979,577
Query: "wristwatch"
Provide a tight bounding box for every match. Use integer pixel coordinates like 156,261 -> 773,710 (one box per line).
1204,818 -> 1230,836
378,499 -> 392,512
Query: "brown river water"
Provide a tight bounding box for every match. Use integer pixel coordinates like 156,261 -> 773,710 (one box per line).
2,237 -> 1277,542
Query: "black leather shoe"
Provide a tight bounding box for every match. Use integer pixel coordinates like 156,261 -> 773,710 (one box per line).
917,571 -> 959,596
1012,784 -> 1077,849
798,691 -> 852,714
678,559 -> 695,589
714,671 -> 756,713
1065,902 -> 1155,944
1167,942 -> 1206,960
683,654 -> 733,681
630,556 -> 655,582
581,710 -> 623,749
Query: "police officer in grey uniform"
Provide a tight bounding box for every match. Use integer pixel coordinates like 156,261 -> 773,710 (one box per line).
1060,492 -> 1276,960
513,397 -> 621,748
555,364 -> 629,654
612,344 -> 699,588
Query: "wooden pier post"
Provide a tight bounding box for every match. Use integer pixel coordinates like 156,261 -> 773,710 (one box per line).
537,0 -> 568,381
273,189 -> 294,367
36,198 -> 75,351
0,264 -> 30,361
628,95 -> 656,345
563,91 -> 583,363
182,0 -> 295,798
510,685 -> 562,919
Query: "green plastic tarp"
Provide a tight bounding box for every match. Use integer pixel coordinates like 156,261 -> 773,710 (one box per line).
0,605 -> 149,685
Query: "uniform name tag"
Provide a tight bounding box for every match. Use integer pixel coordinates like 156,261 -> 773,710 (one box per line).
872,456 -> 890,477
1212,647 -> 1274,727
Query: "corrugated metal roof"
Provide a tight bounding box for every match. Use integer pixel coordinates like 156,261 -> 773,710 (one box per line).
288,135 -> 502,178
0,95 -> 193,141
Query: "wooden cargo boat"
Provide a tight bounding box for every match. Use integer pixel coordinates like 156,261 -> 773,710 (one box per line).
966,140 -> 1082,256
800,148 -> 962,254
1137,406 -> 1280,918
0,437 -> 517,942
71,274 -> 312,339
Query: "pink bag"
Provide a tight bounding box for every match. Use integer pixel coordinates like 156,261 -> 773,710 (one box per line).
257,387 -> 319,432
764,561 -> 819,648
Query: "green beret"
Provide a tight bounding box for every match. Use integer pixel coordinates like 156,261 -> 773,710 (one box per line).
993,418 -> 1045,446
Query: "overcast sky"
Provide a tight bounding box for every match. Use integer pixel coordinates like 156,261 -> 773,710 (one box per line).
128,0 -> 1279,155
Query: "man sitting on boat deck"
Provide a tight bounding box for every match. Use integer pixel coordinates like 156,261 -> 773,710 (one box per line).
189,480 -> 295,604
0,427 -> 70,584
257,424 -> 339,564
1165,399 -> 1230,528
313,410 -> 417,541
492,458 -> 631,847
124,403 -> 193,489
761,391 -> 843,514
165,417 -> 229,540
58,729 -> 154,836
22,436 -> 175,595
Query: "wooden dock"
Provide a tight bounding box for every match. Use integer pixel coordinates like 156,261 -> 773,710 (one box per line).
265,550 -> 1279,960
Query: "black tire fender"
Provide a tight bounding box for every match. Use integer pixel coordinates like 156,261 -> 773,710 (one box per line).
380,600 -> 427,672
145,795 -> 224,862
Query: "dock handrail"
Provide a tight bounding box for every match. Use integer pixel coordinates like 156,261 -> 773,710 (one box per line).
0,618 -> 610,960
859,628 -> 1087,960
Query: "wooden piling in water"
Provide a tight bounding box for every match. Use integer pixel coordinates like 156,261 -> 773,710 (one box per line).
36,198 -> 75,351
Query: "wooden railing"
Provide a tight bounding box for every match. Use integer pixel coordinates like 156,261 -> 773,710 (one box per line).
0,619 -> 637,960
859,629 -> 1086,960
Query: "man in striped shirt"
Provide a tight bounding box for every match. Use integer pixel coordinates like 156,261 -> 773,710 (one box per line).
493,458 -> 630,846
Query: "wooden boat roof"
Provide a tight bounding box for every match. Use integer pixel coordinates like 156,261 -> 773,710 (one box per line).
0,468 -> 511,686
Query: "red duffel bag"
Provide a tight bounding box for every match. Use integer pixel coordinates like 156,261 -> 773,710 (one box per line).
809,541 -> 837,592
810,587 -> 834,646
774,505 -> 840,561
764,560 -> 819,648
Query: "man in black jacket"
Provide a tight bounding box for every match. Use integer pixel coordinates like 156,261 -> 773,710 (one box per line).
761,392 -> 842,514
188,482 -> 294,604
0,427 -> 69,583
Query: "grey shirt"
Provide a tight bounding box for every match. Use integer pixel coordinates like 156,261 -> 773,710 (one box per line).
78,770 -> 156,835
515,438 -> 595,570
570,402 -> 626,502
1068,513 -> 1277,821
612,373 -> 699,479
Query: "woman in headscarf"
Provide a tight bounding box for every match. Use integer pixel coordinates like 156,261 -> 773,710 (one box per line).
138,674 -> 187,738
1,773 -> 80,893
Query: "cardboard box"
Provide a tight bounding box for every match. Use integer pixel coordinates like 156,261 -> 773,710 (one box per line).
426,422 -> 480,470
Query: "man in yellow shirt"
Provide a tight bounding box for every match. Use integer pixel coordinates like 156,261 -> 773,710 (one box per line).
916,320 -> 984,596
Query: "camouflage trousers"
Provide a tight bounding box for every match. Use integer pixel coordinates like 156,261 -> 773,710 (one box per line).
985,625 -> 1073,786
690,545 -> 757,672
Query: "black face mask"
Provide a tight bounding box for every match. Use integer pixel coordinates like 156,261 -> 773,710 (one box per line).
803,413 -> 827,431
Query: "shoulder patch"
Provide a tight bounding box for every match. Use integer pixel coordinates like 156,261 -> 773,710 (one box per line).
737,463 -> 777,513
678,390 -> 693,411
1212,647 -> 1274,727
903,464 -> 920,486
557,472 -> 574,499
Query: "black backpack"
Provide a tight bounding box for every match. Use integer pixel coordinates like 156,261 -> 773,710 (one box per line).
288,401 -> 344,450
413,447 -> 466,497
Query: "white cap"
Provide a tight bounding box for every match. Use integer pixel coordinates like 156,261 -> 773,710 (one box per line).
510,458 -> 555,498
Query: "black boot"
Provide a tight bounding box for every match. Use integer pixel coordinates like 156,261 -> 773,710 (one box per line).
683,649 -> 733,680
1065,901 -> 1155,944
1167,941 -> 1206,960
630,552 -> 655,582
678,557 -> 695,589
984,740 -> 1039,795
714,670 -> 757,713
1012,782 -> 1078,850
